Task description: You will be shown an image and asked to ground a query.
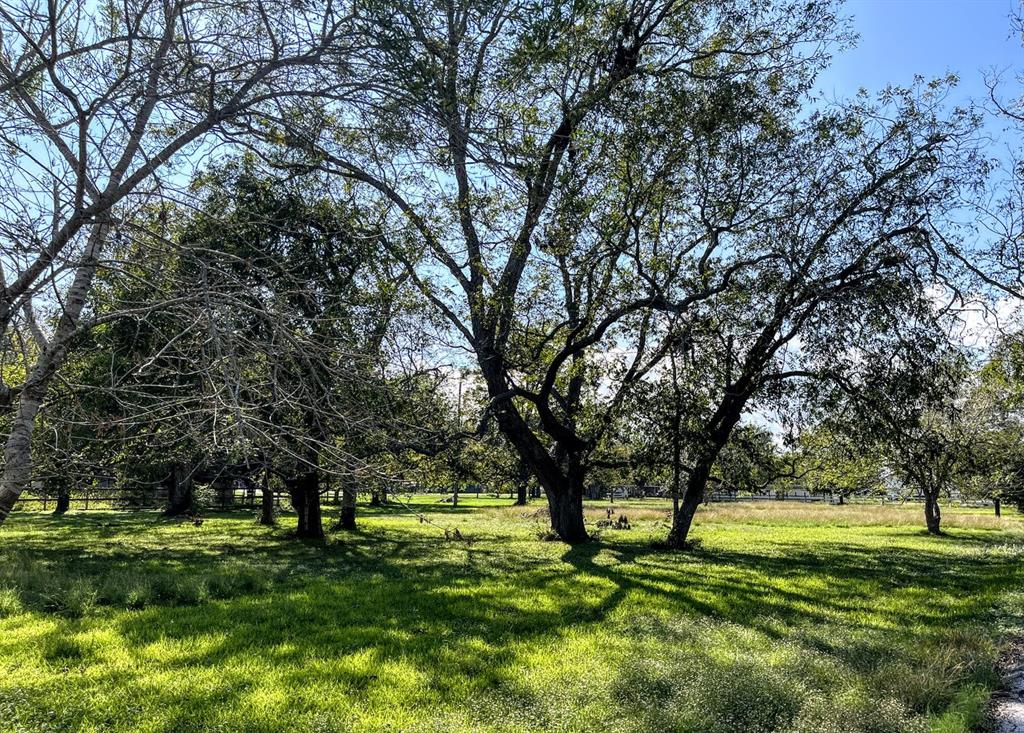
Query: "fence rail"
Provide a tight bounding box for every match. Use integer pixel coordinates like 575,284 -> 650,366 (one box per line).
12,487 -> 1001,512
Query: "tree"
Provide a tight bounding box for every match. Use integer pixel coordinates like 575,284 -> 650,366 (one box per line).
0,0 -> 357,524
968,334 -> 1024,514
279,0 -> 843,542
657,80 -> 979,546
820,344 -> 975,534
795,426 -> 886,504
33,159 -> 428,538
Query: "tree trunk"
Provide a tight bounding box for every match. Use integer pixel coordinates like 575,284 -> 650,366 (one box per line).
994,498 -> 1001,517
838,493 -> 845,505
286,470 -> 323,539
53,487 -> 70,515
546,474 -> 587,543
514,457 -> 529,506
924,491 -> 942,535
259,467 -> 275,525
515,482 -> 527,506
164,462 -> 194,517
369,489 -> 382,507
666,401 -> 745,548
0,223 -> 107,526
478,355 -> 589,543
668,457 -> 713,548
338,486 -> 357,530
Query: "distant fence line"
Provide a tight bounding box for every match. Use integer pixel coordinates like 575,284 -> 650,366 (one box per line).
12,483 -> 998,512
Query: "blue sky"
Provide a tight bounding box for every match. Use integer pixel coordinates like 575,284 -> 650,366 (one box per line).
819,0 -> 1022,104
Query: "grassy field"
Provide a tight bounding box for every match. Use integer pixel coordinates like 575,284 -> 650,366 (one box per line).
1,498 -> 1022,733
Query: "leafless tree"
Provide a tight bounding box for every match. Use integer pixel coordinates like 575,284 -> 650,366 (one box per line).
0,0 -> 359,523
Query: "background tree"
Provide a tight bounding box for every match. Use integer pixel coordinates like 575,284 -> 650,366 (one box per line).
794,426 -> 887,504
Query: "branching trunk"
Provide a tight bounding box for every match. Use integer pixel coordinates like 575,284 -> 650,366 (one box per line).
482,363 -> 590,542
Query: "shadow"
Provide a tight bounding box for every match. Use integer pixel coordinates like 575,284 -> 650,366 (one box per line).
1,509 -> 1021,731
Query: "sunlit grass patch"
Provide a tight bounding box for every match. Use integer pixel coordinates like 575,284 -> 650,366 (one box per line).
0,501 -> 1021,732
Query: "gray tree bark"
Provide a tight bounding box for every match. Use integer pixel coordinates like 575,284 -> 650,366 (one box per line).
0,224 -> 107,524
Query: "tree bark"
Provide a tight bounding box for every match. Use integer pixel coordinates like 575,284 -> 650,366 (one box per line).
924,491 -> 942,535
259,466 -> 275,525
545,473 -> 587,543
338,486 -> 357,530
668,456 -> 713,548
53,487 -> 70,515
666,399 -> 745,548
0,224 -> 107,526
477,348 -> 590,543
286,470 -> 323,539
994,498 -> 1001,517
164,462 -> 195,517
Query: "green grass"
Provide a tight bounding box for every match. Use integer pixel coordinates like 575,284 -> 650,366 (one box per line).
1,498 -> 1022,733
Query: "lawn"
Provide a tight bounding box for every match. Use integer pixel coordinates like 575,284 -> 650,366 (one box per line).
1,499 -> 1022,733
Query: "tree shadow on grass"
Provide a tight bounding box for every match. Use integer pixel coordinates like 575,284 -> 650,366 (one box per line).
1,512 -> 1021,731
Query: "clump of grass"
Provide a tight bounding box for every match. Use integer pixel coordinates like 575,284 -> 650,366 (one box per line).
788,694 -> 929,733
97,570 -> 153,609
872,630 -> 997,715
149,574 -> 210,605
615,650 -> 807,733
0,549 -> 275,614
60,578 -> 99,617
205,567 -> 272,598
0,585 -> 22,616
41,633 -> 97,664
